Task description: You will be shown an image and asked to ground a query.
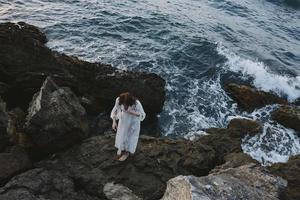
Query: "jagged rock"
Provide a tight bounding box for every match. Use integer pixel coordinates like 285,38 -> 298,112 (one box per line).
160,176 -> 192,200
225,83 -> 287,112
0,98 -> 9,152
0,146 -> 31,185
6,108 -> 31,147
0,168 -> 99,200
227,118 -> 262,137
25,77 -> 89,156
0,22 -> 165,117
268,155 -> 300,200
211,153 -> 259,172
271,105 -> 300,135
104,182 -> 142,200
35,134 -> 216,200
199,118 -> 262,166
161,164 -> 287,200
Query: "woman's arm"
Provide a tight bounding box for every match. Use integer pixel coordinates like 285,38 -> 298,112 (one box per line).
126,100 -> 146,121
110,97 -> 120,120
110,97 -> 120,131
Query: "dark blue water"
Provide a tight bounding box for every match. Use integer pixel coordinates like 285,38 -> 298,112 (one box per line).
1,0 -> 300,165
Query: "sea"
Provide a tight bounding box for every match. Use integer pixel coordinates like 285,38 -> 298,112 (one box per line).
1,0 -> 300,165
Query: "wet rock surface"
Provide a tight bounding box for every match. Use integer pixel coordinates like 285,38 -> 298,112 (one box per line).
161,164 -> 287,200
271,105 -> 300,135
0,22 -> 165,117
225,83 -> 287,112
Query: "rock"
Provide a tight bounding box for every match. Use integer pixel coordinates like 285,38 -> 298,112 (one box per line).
89,112 -> 112,136
211,153 -> 259,172
35,134 -> 216,200
200,118 -> 262,165
225,83 -> 287,112
0,22 -> 165,117
161,164 -> 287,200
6,108 -> 31,147
227,118 -> 262,138
24,76 -> 89,156
104,182 -> 142,200
160,176 -> 192,200
268,155 -> 300,200
0,98 -> 9,152
271,105 -> 300,135
0,146 -> 31,185
0,168 -> 99,200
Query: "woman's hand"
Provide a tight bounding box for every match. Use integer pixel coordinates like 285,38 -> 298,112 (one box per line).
112,121 -> 118,131
125,109 -> 140,117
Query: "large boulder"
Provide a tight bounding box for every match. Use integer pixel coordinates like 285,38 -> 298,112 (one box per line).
0,98 -> 9,152
24,77 -> 89,156
271,105 -> 300,135
0,22 -> 165,117
268,155 -> 300,200
161,164 -> 287,200
0,146 -> 31,186
225,83 -> 287,112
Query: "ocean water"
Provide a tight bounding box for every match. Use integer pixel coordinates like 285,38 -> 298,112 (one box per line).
1,0 -> 300,165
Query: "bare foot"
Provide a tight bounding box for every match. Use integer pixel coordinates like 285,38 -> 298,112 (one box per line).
118,153 -> 129,161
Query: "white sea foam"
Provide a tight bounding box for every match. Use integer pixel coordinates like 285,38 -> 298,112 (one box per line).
217,45 -> 300,101
242,122 -> 300,165
184,130 -> 208,141
162,75 -> 238,136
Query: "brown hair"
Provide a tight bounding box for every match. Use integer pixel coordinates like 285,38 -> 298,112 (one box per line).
118,92 -> 136,106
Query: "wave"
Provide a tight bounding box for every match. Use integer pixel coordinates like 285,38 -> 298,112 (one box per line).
217,45 -> 300,102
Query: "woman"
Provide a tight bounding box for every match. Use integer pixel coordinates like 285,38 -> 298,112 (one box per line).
110,92 -> 146,161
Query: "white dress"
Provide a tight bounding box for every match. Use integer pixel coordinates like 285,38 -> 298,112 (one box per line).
110,97 -> 146,154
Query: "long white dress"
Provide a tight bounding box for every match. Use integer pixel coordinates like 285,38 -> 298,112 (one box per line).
110,97 -> 146,154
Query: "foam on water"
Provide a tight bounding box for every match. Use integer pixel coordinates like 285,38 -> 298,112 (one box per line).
217,45 -> 300,101
242,122 -> 300,165
161,74 -> 238,136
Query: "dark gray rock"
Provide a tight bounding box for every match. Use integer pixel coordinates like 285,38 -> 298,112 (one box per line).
0,168 -> 100,200
0,146 -> 31,185
25,77 -> 89,156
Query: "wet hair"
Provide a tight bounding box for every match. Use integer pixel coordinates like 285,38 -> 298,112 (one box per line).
118,92 -> 136,106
